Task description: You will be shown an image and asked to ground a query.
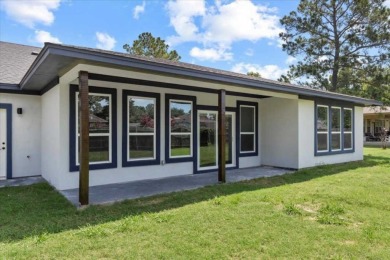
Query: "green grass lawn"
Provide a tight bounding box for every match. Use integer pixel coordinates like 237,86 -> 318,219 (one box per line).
171,147 -> 191,157
199,144 -> 231,167
1,148 -> 389,258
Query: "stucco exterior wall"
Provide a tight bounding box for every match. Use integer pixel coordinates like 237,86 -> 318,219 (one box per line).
42,64 -> 273,190
298,100 -> 363,168
41,85 -> 62,186
0,94 -> 41,177
260,98 -> 299,169
1,62 -> 367,189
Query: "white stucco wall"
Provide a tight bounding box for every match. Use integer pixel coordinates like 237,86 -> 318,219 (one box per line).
41,64 -> 267,190
298,100 -> 363,168
260,98 -> 299,169
0,94 -> 41,177
41,85 -> 62,185
1,63 -> 367,188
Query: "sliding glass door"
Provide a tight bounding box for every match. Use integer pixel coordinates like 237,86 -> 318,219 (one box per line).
197,110 -> 235,171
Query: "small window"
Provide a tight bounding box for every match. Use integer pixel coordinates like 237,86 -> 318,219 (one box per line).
122,90 -> 160,167
69,85 -> 117,172
128,97 -> 156,161
315,104 -> 354,155
343,108 -> 353,150
331,107 -> 341,151
238,101 -> 258,156
77,94 -> 111,164
170,100 -> 192,158
165,94 -> 196,163
316,106 -> 329,152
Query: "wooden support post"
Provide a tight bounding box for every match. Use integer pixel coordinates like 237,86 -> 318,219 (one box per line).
218,89 -> 226,183
79,71 -> 89,206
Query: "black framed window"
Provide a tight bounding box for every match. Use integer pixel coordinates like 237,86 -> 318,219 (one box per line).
69,85 -> 117,171
343,108 -> 353,150
165,94 -> 196,163
331,107 -> 341,151
315,103 -> 354,155
122,90 -> 160,167
237,101 -> 258,157
316,105 -> 329,152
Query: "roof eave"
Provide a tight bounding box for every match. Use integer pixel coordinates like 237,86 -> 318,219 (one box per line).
19,44 -> 51,90
20,43 -> 383,106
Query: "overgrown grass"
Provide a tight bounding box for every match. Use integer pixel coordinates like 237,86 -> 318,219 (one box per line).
0,148 -> 389,258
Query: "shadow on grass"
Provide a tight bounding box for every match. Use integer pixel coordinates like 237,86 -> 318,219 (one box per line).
0,153 -> 388,243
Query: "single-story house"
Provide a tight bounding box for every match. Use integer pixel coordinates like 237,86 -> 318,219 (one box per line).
363,106 -> 390,138
0,41 -> 382,204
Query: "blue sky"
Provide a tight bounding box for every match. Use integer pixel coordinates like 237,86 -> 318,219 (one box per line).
1,0 -> 306,80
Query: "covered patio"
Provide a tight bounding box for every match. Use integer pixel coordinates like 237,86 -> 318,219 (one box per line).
60,166 -> 293,206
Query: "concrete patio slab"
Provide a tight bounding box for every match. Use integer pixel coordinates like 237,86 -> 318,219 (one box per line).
60,166 -> 293,206
0,176 -> 45,188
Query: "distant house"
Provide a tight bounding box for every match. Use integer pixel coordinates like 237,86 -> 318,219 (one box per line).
363,106 -> 390,139
0,41 -> 382,192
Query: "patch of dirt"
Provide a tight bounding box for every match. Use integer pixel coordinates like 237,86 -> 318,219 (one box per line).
304,216 -> 317,222
349,222 -> 364,229
274,204 -> 284,211
296,203 -> 321,214
340,240 -> 356,245
137,197 -> 166,206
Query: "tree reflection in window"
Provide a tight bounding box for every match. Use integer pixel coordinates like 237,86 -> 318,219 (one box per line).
128,97 -> 155,160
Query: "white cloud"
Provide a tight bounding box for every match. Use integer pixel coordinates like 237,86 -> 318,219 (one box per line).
34,30 -> 61,45
190,47 -> 233,61
245,48 -> 254,56
285,56 -> 297,65
231,62 -> 287,80
165,0 -> 283,61
201,1 -> 281,44
133,1 -> 146,19
96,32 -> 116,50
384,0 -> 390,7
166,0 -> 206,44
0,0 -> 61,28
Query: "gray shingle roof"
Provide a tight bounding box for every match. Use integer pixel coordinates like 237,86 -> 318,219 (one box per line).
0,41 -> 381,105
0,41 -> 41,84
54,42 -> 313,91
48,43 -> 380,104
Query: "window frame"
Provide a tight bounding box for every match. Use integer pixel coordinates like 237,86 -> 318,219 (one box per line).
237,101 -> 258,157
316,105 -> 329,153
330,106 -> 342,152
165,94 -> 197,163
69,85 -> 117,172
343,108 -> 353,151
75,92 -> 112,165
122,90 -> 160,167
315,102 -> 354,156
127,96 -> 156,161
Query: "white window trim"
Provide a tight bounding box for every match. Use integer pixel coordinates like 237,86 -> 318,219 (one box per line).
169,99 -> 193,159
343,108 -> 353,150
317,105 -> 329,152
331,107 -> 342,151
127,96 -> 156,161
75,92 -> 112,165
197,110 -> 218,171
240,105 -> 256,153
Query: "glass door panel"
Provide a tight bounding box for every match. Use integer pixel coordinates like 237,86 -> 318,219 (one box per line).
197,111 -> 235,171
225,114 -> 233,165
198,111 -> 217,169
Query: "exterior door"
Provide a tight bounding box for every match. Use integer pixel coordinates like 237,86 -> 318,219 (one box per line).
197,110 -> 235,171
0,108 -> 7,179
